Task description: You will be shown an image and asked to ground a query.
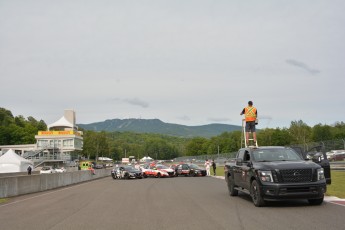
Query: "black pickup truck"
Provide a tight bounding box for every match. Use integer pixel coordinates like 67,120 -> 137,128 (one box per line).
224,146 -> 327,207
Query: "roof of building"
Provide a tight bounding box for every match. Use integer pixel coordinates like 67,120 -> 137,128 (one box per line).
48,116 -> 74,130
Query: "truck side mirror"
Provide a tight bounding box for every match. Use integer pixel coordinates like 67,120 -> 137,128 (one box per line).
236,158 -> 243,166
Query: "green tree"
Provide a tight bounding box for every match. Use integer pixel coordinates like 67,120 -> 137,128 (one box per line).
82,131 -> 97,159
14,115 -> 26,128
22,123 -> 37,143
82,131 -> 110,160
312,124 -> 333,142
185,137 -> 208,156
258,128 -> 292,146
27,116 -> 47,131
228,131 -> 242,152
332,122 -> 345,139
288,120 -> 312,144
37,120 -> 47,131
0,109 -> 47,145
0,126 -> 12,145
143,138 -> 178,160
0,107 -> 14,126
207,132 -> 240,154
8,124 -> 26,144
95,131 -> 110,159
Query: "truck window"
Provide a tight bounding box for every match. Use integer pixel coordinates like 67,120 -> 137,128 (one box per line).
237,150 -> 245,160
244,151 -> 250,161
252,149 -> 302,162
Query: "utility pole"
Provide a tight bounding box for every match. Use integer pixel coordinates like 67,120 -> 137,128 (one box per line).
96,141 -> 99,163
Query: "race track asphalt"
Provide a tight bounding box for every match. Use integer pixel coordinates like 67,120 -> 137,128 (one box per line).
0,175 -> 344,230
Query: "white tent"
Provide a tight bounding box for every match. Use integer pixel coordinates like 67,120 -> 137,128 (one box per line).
140,156 -> 153,162
0,149 -> 33,173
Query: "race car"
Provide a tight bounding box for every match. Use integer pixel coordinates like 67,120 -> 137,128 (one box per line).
111,165 -> 143,179
175,164 -> 206,177
141,164 -> 170,178
155,164 -> 176,177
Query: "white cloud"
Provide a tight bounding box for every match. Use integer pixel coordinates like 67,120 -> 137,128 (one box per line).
286,59 -> 320,75
123,98 -> 149,108
207,117 -> 232,123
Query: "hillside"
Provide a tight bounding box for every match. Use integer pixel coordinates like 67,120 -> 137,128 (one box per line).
78,119 -> 241,138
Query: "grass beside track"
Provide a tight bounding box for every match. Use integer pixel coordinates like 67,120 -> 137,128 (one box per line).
326,171 -> 345,198
214,167 -> 345,198
0,198 -> 7,204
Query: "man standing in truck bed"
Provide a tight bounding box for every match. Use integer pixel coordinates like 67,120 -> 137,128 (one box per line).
240,101 -> 258,146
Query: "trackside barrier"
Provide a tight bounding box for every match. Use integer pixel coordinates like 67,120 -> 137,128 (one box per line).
0,169 -> 111,198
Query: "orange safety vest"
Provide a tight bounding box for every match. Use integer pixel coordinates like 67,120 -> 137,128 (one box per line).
244,106 -> 257,122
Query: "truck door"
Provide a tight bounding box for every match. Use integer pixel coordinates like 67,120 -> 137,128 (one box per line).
234,149 -> 252,189
241,150 -> 252,190
233,150 -> 245,187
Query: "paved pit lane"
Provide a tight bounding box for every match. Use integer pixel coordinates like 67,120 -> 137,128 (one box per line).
0,176 -> 344,230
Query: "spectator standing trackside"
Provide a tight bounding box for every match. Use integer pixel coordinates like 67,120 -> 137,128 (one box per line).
90,164 -> 96,175
135,162 -> 140,170
204,159 -> 211,176
27,165 -> 32,175
212,160 -> 216,176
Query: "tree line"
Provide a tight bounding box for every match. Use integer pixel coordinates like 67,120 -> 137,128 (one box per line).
1,107 -> 345,160
70,120 -> 345,160
0,108 -> 47,145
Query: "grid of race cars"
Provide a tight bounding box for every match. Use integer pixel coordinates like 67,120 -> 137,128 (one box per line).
111,162 -> 207,179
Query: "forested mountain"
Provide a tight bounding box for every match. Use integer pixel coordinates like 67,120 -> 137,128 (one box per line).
78,119 -> 242,138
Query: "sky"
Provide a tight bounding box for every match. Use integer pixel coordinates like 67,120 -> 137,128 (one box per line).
1,0 -> 344,129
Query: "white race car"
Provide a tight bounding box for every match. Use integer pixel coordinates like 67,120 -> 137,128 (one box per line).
141,164 -> 172,178
155,164 -> 175,177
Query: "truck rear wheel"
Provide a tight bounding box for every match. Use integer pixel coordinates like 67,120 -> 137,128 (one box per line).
228,176 -> 238,196
250,180 -> 265,207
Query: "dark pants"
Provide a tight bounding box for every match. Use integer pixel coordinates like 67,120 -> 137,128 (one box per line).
245,121 -> 256,132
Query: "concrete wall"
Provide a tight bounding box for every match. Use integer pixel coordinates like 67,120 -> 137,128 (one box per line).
0,169 -> 111,198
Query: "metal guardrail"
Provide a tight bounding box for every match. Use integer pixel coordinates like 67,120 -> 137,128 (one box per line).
291,139 -> 345,153
172,159 -> 345,171
330,162 -> 345,170
173,138 -> 345,171
175,139 -> 345,161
